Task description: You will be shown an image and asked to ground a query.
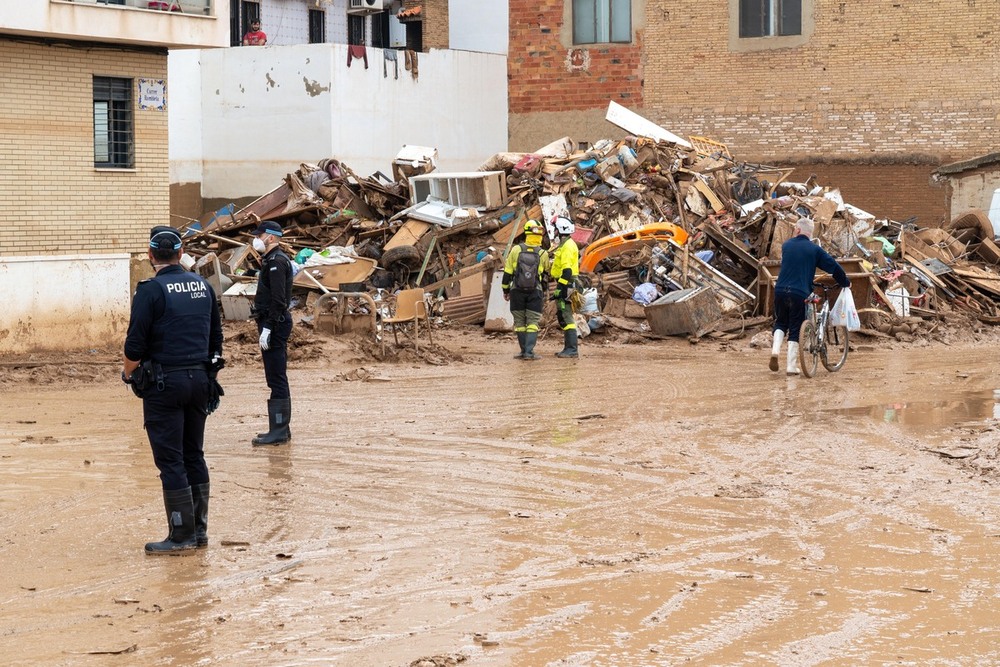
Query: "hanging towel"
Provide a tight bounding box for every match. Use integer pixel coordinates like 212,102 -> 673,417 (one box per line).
404,49 -> 419,81
347,45 -> 369,69
383,49 -> 399,79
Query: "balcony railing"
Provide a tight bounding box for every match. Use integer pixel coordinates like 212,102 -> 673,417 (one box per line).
63,0 -> 213,16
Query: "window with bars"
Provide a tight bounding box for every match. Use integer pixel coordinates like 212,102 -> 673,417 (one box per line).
93,77 -> 134,169
739,0 -> 801,38
371,11 -> 390,49
348,14 -> 365,46
232,1 -> 261,46
309,9 -> 326,43
572,0 -> 631,44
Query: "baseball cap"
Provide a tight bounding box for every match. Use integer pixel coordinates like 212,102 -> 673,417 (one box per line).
149,225 -> 182,251
251,220 -> 283,237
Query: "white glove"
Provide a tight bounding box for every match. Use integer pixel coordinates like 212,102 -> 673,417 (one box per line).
259,327 -> 271,351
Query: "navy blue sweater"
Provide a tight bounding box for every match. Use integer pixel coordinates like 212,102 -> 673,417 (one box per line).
775,235 -> 850,298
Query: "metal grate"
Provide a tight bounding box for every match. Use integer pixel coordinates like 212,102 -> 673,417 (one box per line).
93,76 -> 134,169
348,14 -> 366,46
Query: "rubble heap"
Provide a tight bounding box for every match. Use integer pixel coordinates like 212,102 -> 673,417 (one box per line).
178,105 -> 1000,343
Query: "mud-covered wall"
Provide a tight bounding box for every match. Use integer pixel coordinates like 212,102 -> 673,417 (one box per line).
0,38 -> 169,353
169,182 -> 204,227
0,256 -> 131,354
509,108 -> 629,153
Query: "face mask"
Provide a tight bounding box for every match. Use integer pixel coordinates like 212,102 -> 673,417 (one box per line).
252,237 -> 267,253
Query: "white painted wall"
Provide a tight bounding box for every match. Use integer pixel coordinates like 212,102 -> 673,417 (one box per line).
168,49 -> 204,185
449,0 -> 508,55
0,255 -> 131,354
951,171 -> 1000,223
170,42 -> 507,200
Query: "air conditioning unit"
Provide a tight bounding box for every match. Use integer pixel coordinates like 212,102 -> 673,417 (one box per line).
347,0 -> 387,14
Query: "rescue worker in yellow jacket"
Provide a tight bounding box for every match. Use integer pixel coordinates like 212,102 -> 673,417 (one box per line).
550,216 -> 580,358
502,220 -> 549,360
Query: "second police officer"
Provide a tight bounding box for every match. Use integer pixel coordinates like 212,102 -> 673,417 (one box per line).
250,220 -> 294,446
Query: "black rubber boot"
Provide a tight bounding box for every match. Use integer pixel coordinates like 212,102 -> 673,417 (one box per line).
256,424 -> 292,439
555,329 -> 579,358
256,400 -> 292,440
523,331 -> 540,361
252,398 -> 291,446
513,332 -> 526,359
145,487 -> 198,555
191,482 -> 210,548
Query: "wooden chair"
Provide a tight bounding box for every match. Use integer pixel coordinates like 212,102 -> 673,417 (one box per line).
383,288 -> 432,350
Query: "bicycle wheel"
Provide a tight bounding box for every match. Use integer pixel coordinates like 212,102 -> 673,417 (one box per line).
821,321 -> 849,372
798,320 -> 819,378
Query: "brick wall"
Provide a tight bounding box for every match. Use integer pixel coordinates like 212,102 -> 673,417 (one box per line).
642,0 -> 998,163
0,38 -> 169,257
507,0 -> 999,222
791,161 -> 948,226
508,0 -> 644,115
422,0 -> 449,51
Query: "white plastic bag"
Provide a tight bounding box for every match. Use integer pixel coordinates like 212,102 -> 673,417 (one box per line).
830,287 -> 861,332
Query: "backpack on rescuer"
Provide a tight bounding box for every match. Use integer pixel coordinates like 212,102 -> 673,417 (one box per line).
513,244 -> 541,291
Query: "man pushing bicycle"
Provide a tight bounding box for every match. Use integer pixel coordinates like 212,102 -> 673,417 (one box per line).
771,216 -> 851,375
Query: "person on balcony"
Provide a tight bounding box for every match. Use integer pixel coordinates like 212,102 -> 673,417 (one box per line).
243,19 -> 267,46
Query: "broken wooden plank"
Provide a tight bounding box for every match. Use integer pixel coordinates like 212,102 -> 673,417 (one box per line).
384,219 -> 432,251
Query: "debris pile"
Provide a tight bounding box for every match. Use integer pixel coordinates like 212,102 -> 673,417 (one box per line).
178,103 -> 1000,345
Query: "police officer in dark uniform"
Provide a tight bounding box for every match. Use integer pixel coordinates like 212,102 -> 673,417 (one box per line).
250,220 -> 294,446
123,226 -> 224,554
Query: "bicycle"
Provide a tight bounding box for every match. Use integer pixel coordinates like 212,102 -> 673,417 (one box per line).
798,283 -> 849,378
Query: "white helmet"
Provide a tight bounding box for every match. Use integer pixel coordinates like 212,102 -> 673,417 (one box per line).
554,216 -> 575,235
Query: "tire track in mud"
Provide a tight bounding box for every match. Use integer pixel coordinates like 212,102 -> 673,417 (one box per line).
4,342 -> 1000,665
174,358 -> 728,664
454,351 -> 1000,666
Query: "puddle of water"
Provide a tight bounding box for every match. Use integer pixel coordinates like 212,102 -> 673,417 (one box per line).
831,389 -> 1000,428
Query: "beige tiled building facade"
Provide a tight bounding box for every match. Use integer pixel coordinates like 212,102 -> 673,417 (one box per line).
0,39 -> 169,257
0,2 -> 228,353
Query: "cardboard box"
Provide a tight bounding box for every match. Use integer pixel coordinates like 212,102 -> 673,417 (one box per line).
603,295 -> 647,319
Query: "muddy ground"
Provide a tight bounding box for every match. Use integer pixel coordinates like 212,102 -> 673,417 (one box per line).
2,323 -> 1000,667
